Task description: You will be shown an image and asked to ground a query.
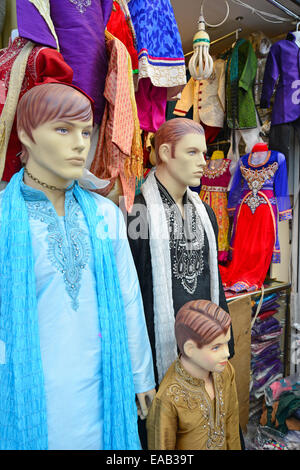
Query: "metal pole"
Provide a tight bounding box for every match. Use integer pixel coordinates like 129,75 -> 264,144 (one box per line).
184,28 -> 242,57
264,0 -> 300,20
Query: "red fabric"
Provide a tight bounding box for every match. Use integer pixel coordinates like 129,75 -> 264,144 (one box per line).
219,202 -> 276,292
107,1 -> 138,71
0,37 -> 73,181
258,309 -> 277,321
200,121 -> 221,144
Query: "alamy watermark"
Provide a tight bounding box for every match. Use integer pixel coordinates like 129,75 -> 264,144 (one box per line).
292,80 -> 300,105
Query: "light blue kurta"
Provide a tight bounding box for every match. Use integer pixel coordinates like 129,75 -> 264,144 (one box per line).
17,182 -> 155,450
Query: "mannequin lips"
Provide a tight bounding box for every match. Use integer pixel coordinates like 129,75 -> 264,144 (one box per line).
219,361 -> 228,366
67,157 -> 85,166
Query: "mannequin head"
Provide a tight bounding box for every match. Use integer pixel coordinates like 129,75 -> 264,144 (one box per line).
175,299 -> 231,376
154,118 -> 207,190
17,83 -> 93,185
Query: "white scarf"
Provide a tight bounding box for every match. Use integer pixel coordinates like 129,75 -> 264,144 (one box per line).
141,171 -> 219,383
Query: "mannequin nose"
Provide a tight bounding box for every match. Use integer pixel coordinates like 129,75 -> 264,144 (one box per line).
73,133 -> 86,152
198,153 -> 206,166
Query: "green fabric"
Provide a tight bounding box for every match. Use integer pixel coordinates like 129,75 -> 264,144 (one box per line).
226,39 -> 257,129
265,392 -> 300,435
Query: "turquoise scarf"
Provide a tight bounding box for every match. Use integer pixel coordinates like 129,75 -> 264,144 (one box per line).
0,169 -> 140,450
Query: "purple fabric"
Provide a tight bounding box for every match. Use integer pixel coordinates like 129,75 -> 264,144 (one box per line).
260,32 -> 300,125
16,0 -> 57,48
16,0 -> 113,124
259,302 -> 280,313
252,317 -> 281,339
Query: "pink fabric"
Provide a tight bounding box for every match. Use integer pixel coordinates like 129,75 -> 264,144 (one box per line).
135,77 -> 167,132
200,159 -> 231,188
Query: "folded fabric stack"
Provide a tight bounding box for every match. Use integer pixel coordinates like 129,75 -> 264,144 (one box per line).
250,293 -> 283,399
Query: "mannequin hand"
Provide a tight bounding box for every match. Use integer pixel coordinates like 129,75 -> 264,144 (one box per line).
136,388 -> 156,420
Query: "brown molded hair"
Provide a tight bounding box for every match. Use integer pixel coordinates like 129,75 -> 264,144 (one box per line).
175,299 -> 231,357
16,83 -> 93,162
154,118 -> 205,165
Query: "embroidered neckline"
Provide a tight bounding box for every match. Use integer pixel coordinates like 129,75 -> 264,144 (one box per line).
156,177 -> 205,295
248,150 -> 271,168
204,159 -> 230,179
68,0 -> 92,14
25,191 -> 90,311
171,359 -> 226,449
175,359 -> 207,387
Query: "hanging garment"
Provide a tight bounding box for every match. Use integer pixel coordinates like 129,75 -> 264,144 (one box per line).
174,59 -> 226,129
0,37 -> 73,182
200,158 -> 231,262
17,0 -> 113,123
219,151 -> 292,293
135,77 -> 167,132
106,1 -> 138,72
226,39 -> 257,130
260,32 -> 300,126
128,0 -> 186,91
90,35 -> 141,212
269,116 -> 300,191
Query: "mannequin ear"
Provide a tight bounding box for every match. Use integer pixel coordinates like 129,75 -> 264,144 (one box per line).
158,143 -> 172,164
183,339 -> 197,358
18,129 -> 33,152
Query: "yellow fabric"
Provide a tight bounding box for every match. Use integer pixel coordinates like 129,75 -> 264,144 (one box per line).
211,150 -> 225,160
200,190 -> 229,254
0,40 -> 35,179
147,359 -> 241,450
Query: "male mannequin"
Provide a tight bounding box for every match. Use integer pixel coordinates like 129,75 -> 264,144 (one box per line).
0,83 -> 155,450
127,118 -> 234,387
147,299 -> 241,450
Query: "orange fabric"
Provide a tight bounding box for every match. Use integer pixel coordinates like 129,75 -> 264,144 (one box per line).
90,37 -> 136,212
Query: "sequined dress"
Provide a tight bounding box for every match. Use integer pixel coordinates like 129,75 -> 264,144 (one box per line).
219,151 -> 292,293
200,159 -> 231,262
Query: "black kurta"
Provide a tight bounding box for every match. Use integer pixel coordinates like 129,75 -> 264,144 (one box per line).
127,180 -> 235,387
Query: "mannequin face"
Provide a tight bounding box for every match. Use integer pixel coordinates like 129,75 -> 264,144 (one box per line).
158,133 -> 207,189
183,328 -> 231,375
19,118 -> 93,185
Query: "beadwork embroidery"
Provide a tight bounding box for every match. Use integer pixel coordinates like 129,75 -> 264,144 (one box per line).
158,183 -> 205,295
167,360 -> 225,449
68,0 -> 92,14
240,162 -> 278,214
204,159 -> 230,179
26,197 -> 90,311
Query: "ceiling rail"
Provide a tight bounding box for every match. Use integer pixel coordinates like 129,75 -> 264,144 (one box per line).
264,0 -> 300,20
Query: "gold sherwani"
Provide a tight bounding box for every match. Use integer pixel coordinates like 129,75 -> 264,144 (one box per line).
147,359 -> 241,450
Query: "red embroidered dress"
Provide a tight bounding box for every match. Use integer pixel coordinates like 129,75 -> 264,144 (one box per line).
219,151 -> 292,293
0,37 -> 73,182
200,158 -> 231,262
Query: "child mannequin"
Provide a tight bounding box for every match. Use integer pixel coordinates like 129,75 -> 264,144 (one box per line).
147,299 -> 241,450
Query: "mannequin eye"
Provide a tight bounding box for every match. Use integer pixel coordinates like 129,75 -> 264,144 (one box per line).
211,345 -> 220,351
82,130 -> 91,138
55,127 -> 69,135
